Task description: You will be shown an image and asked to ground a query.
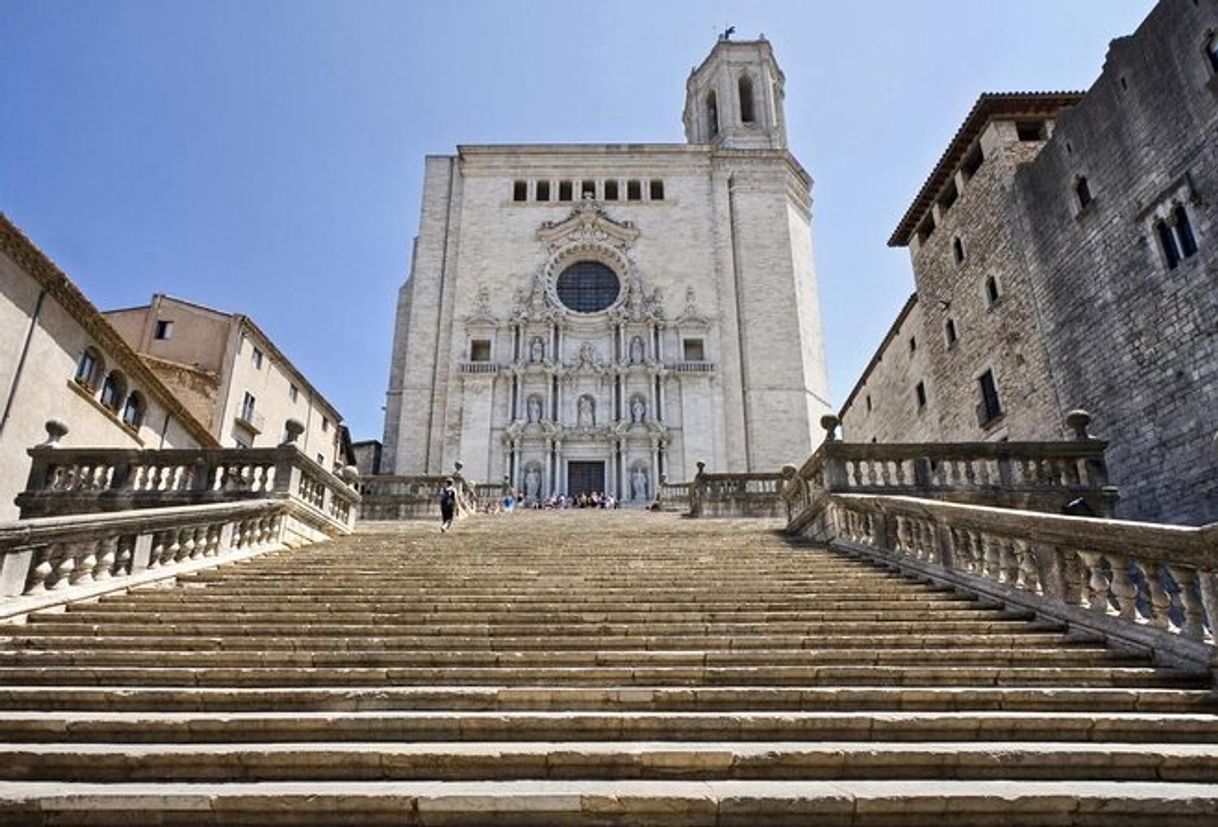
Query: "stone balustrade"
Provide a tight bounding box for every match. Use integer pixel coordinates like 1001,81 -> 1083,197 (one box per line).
794,491 -> 1218,682
782,412 -> 1116,520
16,444 -> 359,533
689,462 -> 785,518
357,470 -> 479,520
655,479 -> 692,512
0,499 -> 313,620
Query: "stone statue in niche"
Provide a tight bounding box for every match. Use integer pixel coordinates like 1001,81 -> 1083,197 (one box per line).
530,337 -> 545,363
630,397 -> 646,423
527,395 -> 543,423
577,341 -> 598,368
631,466 -> 649,501
524,466 -> 541,500
629,335 -> 645,364
577,395 -> 595,427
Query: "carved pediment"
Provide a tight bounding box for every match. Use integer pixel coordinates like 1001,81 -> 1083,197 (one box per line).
536,200 -> 640,252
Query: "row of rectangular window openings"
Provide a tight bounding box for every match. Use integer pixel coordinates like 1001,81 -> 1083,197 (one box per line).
513,179 -> 664,203
865,370 -> 1002,425
940,198 -> 1197,272
470,338 -> 706,362
918,26 -> 1218,246
240,391 -> 330,432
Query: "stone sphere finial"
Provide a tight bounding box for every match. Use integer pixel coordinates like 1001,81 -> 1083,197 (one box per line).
282,419 -> 305,446
41,419 -> 69,447
1065,409 -> 1092,441
454,460 -> 464,475
696,461 -> 706,476
339,465 -> 360,483
780,463 -> 798,479
820,414 -> 841,442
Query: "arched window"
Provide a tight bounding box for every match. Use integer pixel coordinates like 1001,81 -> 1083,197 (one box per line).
738,74 -> 755,124
121,391 -> 145,430
706,90 -> 719,138
74,347 -> 103,391
985,276 -> 1001,307
1156,219 -> 1181,270
1174,205 -> 1198,258
99,371 -> 126,412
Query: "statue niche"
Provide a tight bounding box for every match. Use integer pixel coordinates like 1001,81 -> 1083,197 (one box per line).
630,464 -> 650,502
523,463 -> 543,501
577,394 -> 596,427
629,395 -> 646,424
629,335 -> 646,364
529,336 -> 545,363
526,394 -> 544,424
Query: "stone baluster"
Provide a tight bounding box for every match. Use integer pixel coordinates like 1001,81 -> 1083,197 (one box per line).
1078,551 -> 1112,614
94,538 -> 117,581
1166,565 -> 1206,640
1145,564 -> 1174,632
1107,555 -> 1138,621
74,541 -> 97,586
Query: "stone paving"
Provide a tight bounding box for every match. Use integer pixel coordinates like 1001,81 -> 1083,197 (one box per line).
0,510 -> 1215,824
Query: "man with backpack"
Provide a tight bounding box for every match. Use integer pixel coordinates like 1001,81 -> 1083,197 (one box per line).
439,479 -> 457,533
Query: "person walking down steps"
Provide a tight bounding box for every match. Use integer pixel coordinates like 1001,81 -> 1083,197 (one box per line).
439,478 -> 457,533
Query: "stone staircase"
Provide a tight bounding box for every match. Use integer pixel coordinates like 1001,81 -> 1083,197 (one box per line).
0,511 -> 1215,825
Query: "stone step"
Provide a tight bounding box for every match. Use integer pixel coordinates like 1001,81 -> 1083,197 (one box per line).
15,619 -> 1050,638
4,740 -> 1217,783
0,632 -> 1085,653
33,607 -> 1026,626
2,684 -> 1209,713
0,647 -> 1144,670
5,710 -> 1217,744
0,664 -> 1198,689
1,778 -> 1216,826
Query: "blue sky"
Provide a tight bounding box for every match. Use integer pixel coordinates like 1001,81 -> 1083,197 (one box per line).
1,0 -> 1156,443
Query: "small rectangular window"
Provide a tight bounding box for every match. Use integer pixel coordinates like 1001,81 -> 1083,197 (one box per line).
682,338 -> 705,361
470,339 -> 492,362
649,179 -> 664,200
915,381 -> 927,409
558,180 -> 573,201
512,180 -> 527,202
252,348 -> 263,370
1075,177 -> 1093,209
945,318 -> 958,346
1016,120 -> 1046,142
241,391 -> 256,421
322,417 -> 329,433
154,320 -> 173,340
289,384 -> 299,403
581,180 -> 596,199
317,453 -> 325,466
536,181 -> 551,202
985,276 -> 1001,307
916,213 -> 936,243
961,145 -> 984,179
952,237 -> 965,264
937,180 -> 958,212
909,336 -> 917,354
604,180 -> 619,201
978,369 -> 1002,424
627,180 -> 642,201
865,394 -> 872,413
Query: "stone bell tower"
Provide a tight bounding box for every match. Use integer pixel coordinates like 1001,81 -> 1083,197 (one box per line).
682,35 -> 788,150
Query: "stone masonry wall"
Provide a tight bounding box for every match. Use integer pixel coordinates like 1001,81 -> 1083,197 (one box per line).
1013,0 -> 1218,524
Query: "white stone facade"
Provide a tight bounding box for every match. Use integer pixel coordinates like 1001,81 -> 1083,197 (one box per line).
382,38 -> 831,499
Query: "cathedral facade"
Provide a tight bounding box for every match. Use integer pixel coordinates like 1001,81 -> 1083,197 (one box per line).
381,37 -> 831,501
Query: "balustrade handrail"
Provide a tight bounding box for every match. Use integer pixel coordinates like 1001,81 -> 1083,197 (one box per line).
790,440 -> 1108,487
791,491 -> 1218,682
16,445 -> 359,531
0,500 -> 288,551
835,494 -> 1218,564
689,468 -> 785,518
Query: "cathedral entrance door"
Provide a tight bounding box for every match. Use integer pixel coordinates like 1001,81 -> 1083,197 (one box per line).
567,461 -> 605,496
